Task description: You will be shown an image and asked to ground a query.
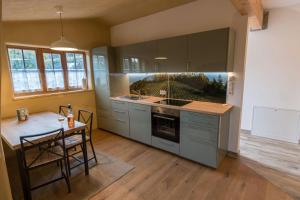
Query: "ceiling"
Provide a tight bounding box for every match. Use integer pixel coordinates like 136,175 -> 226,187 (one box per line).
262,0 -> 300,9
3,0 -> 196,25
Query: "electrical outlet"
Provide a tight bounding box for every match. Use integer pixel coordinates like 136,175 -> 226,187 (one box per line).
160,90 -> 167,96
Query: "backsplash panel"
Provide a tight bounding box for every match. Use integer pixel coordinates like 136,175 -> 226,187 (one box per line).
129,73 -> 228,103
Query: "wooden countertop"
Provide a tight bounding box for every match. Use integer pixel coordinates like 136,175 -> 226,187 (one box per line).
110,96 -> 233,115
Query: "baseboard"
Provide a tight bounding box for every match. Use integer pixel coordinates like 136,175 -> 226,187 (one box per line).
240,129 -> 251,135
227,151 -> 240,159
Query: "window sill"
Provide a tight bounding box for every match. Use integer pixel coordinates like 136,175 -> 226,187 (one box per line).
13,89 -> 94,101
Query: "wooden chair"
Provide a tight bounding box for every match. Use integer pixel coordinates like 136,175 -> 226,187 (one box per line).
59,105 -> 70,117
20,128 -> 71,200
62,109 -> 97,176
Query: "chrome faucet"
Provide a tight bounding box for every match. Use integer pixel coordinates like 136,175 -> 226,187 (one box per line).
131,89 -> 142,99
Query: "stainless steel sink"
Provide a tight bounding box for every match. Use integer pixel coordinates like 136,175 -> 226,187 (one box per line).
120,95 -> 147,100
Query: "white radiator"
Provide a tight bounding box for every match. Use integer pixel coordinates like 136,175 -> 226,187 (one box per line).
252,106 -> 300,143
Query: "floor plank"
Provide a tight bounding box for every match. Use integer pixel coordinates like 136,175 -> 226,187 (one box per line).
240,133 -> 300,199
88,129 -> 292,200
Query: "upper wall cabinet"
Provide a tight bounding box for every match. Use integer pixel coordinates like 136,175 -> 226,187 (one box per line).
156,35 -> 188,72
188,28 -> 235,72
114,27 -> 235,73
114,41 -> 156,73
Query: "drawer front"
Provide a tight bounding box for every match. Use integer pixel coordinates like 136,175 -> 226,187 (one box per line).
181,123 -> 218,142
180,134 -> 218,168
129,103 -> 151,112
112,100 -> 128,111
181,111 -> 219,127
112,109 -> 129,121
152,136 -> 179,155
113,118 -> 130,138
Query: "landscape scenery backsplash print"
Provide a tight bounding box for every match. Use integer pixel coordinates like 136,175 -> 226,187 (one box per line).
128,73 -> 228,103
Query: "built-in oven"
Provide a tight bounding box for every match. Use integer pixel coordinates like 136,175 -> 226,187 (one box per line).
151,106 -> 180,143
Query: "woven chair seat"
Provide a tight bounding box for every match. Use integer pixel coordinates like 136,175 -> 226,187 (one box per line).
58,135 -> 90,149
25,145 -> 64,169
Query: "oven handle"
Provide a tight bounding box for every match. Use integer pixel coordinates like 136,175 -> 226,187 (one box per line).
152,114 -> 175,121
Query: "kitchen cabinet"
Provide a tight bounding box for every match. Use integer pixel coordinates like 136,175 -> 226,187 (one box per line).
93,47 -> 129,133
92,47 -> 114,131
156,35 -> 188,72
180,110 -> 230,168
129,103 -> 151,145
188,28 -> 235,72
111,100 -> 130,138
114,41 -> 156,73
113,27 -> 235,73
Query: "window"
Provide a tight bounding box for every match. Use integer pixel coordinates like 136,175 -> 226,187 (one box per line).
7,46 -> 88,96
66,53 -> 86,88
43,53 -> 65,90
8,48 -> 42,93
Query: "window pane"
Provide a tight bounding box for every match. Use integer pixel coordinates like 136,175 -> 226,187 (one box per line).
8,48 -> 42,93
75,54 -> 84,69
66,53 -> 86,88
66,53 -> 75,69
8,49 -> 24,69
23,50 -> 38,69
43,53 -> 53,69
53,54 -> 62,69
43,53 -> 64,90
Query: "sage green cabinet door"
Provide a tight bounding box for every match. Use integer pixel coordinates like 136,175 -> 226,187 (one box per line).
188,28 -> 231,72
115,41 -> 156,73
129,103 -> 151,145
180,132 -> 218,168
156,36 -> 188,72
180,111 -> 220,168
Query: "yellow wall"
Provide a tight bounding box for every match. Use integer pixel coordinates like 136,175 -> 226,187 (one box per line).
1,19 -> 110,128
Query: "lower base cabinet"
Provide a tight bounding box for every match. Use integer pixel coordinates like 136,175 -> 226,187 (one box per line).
129,103 -> 151,145
180,135 -> 218,168
179,110 -> 230,168
113,118 -> 130,138
112,106 -> 130,138
98,100 -> 230,169
152,136 -> 179,155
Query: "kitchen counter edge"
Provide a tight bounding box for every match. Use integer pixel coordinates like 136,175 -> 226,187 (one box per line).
110,96 -> 233,115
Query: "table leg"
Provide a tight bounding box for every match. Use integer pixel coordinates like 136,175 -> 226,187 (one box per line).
81,129 -> 89,175
16,149 -> 31,200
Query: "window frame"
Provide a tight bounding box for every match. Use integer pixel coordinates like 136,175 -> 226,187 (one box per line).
6,45 -> 88,97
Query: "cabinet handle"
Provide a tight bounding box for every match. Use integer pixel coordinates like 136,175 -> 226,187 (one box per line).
185,133 -> 216,145
153,115 -> 175,121
186,62 -> 189,72
114,101 -> 125,104
186,61 -> 191,72
134,108 -> 146,112
114,110 -> 126,114
116,119 -> 126,123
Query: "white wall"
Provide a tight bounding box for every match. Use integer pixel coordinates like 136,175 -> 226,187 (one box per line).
241,5 -> 300,132
110,0 -> 249,153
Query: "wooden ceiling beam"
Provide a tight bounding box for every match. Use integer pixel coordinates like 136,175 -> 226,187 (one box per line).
231,0 -> 264,30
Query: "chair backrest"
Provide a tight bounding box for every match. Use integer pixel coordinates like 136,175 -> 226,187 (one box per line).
20,128 -> 66,169
78,109 -> 93,137
59,105 -> 70,117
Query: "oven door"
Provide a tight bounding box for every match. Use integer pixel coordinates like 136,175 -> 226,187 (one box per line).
152,113 -> 179,143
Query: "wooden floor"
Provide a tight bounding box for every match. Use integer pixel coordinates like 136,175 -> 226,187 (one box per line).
240,133 -> 300,199
87,129 -> 292,200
